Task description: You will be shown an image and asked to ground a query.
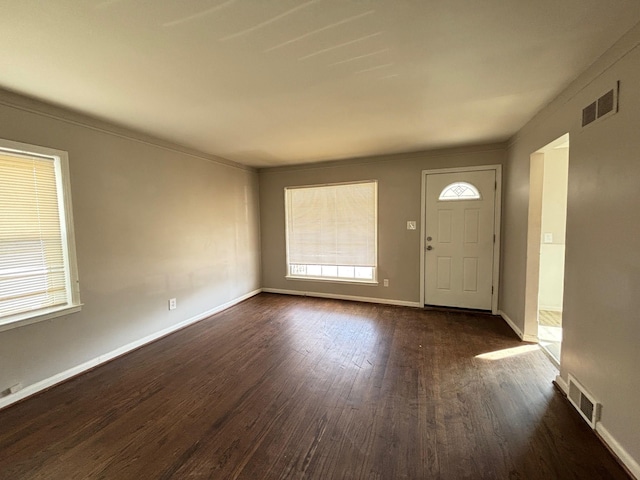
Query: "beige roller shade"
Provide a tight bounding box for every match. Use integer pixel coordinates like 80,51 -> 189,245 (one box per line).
285,181 -> 377,268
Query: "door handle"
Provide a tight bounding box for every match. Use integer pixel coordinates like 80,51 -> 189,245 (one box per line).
426,245 -> 433,251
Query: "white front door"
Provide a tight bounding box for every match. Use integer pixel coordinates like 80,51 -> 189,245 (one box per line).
424,170 -> 496,310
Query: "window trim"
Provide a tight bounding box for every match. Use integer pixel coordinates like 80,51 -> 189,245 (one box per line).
0,139 -> 82,332
284,180 -> 378,285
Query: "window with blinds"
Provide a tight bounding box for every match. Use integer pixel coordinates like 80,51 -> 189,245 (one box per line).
0,140 -> 80,329
285,181 -> 377,283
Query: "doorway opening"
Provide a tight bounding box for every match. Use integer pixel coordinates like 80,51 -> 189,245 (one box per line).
525,134 -> 569,364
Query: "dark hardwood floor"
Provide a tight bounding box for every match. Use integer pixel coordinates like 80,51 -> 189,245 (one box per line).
0,293 -> 629,479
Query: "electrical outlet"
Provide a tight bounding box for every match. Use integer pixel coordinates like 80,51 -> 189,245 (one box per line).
544,233 -> 553,243
383,279 -> 389,287
169,298 -> 177,310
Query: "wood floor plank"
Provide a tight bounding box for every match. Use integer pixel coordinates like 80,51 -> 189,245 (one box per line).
0,293 -> 630,479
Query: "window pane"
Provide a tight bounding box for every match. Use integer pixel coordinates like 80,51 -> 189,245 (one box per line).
290,264 -> 306,276
307,265 -> 321,276
354,267 -> 374,280
285,181 -> 377,283
337,266 -> 355,278
438,182 -> 481,201
321,265 -> 338,278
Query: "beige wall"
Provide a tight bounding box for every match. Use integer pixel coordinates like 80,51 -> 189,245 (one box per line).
259,146 -> 506,304
539,147 -> 569,310
0,91 -> 261,396
541,147 -> 569,244
538,244 -> 565,311
501,22 -> 640,466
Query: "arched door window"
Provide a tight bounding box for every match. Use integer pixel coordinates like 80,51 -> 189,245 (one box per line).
438,182 -> 481,201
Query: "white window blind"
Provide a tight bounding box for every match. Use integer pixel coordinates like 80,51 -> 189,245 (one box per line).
285,181 -> 377,282
0,149 -> 74,321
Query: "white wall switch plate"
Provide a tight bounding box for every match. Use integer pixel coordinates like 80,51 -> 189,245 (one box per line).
407,221 -> 416,230
169,298 -> 177,310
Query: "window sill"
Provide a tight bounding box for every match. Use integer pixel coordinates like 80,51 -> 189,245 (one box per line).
0,304 -> 83,333
286,275 -> 379,286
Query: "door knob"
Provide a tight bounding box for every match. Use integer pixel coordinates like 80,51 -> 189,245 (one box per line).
426,245 -> 433,251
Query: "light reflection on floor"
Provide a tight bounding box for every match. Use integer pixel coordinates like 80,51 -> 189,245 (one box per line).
283,307 -> 381,373
475,344 -> 540,360
538,325 -> 562,363
538,310 -> 562,363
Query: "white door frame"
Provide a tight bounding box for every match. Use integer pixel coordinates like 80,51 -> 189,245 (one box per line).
420,165 -> 502,314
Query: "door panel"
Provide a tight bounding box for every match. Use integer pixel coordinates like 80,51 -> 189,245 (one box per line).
464,209 -> 479,243
438,210 -> 452,243
437,257 -> 452,290
424,170 -> 495,310
463,257 -> 478,292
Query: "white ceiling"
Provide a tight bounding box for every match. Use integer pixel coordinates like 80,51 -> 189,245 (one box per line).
1,1 -> 639,167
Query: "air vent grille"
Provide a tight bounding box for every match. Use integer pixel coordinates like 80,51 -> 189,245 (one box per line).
581,82 -> 619,128
582,102 -> 597,127
567,374 -> 601,429
597,89 -> 615,118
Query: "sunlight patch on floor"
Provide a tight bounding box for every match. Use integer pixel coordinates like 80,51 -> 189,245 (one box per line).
475,344 -> 540,360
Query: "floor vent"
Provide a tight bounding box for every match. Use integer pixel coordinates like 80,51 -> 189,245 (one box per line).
567,374 -> 601,429
582,82 -> 619,127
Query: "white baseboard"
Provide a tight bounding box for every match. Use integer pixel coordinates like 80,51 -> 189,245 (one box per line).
0,288 -> 262,411
554,374 -> 569,394
596,424 -> 640,479
498,310 -> 539,343
539,347 -> 559,368
498,310 -> 523,339
554,374 -> 639,478
262,288 -> 422,308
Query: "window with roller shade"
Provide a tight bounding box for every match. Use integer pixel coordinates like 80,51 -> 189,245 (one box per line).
285,181 -> 377,283
0,139 -> 81,330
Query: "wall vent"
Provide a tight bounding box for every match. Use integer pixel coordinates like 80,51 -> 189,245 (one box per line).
582,102 -> 597,127
597,89 -> 615,118
567,374 -> 601,429
582,82 -> 619,128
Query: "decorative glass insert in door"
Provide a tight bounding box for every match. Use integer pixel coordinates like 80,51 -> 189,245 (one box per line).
438,182 -> 481,201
